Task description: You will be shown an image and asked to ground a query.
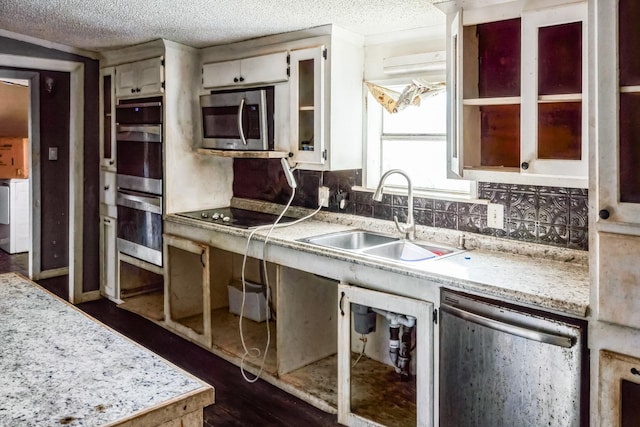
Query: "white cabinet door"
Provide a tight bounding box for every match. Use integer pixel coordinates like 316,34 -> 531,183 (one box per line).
115,57 -> 164,98
99,170 -> 116,207
289,32 -> 363,171
163,234 -> 213,347
599,350 -> 640,426
289,46 -> 326,166
596,0 -> 640,225
137,57 -> 165,95
337,284 -> 434,427
446,9 -> 464,179
202,51 -> 288,89
115,62 -> 137,97
202,59 -> 241,88
597,232 -> 640,328
100,215 -> 118,300
519,2 -> 588,179
100,67 -> 116,170
240,51 -> 289,85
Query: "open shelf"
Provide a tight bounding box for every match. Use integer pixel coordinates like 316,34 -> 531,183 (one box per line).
118,254 -> 165,322
210,307 -> 278,375
118,291 -> 164,322
278,354 -> 338,411
349,354 -> 417,426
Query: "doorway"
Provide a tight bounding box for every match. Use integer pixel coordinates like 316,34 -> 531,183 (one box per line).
0,78 -> 30,274
0,55 -> 85,303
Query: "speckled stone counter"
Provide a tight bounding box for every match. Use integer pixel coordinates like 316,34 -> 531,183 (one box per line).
166,199 -> 590,318
0,273 -> 214,427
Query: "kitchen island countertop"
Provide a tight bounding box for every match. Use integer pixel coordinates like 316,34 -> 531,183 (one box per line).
0,273 -> 214,427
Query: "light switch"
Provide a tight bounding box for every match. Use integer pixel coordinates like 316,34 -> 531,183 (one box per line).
48,147 -> 58,161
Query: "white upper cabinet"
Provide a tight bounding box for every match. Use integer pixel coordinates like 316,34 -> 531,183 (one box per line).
289,30 -> 364,171
289,46 -> 326,166
441,0 -> 588,187
202,51 -> 288,89
198,26 -> 364,170
596,0 -> 640,227
115,56 -> 164,98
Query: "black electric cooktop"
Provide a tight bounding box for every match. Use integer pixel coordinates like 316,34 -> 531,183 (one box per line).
175,207 -> 296,229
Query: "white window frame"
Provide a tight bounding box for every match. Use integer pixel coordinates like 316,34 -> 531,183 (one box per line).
363,81 -> 477,200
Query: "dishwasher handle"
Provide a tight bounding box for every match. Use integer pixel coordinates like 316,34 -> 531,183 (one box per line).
441,304 -> 574,348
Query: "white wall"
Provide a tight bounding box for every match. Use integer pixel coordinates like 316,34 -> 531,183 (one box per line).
363,25 -> 446,83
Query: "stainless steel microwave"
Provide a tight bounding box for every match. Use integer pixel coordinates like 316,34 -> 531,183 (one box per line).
200,87 -> 274,150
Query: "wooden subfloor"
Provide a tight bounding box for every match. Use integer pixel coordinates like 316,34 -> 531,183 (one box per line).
0,252 -> 340,427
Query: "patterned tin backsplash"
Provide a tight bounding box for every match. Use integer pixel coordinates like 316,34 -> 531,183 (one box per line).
233,159 -> 589,251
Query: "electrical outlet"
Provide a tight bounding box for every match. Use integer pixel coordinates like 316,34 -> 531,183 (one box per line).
487,203 -> 505,229
318,186 -> 330,207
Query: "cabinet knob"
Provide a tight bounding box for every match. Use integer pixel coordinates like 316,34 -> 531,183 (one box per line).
104,185 -> 110,190
239,76 -> 245,82
631,367 -> 640,376
521,162 -> 529,170
130,88 -> 135,93
599,209 -> 610,220
109,160 -> 115,165
136,88 -> 141,93
233,77 -> 239,83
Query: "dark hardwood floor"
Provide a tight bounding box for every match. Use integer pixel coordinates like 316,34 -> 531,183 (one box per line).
0,251 -> 341,426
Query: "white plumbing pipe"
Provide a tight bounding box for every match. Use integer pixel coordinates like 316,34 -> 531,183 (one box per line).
372,308 -> 416,328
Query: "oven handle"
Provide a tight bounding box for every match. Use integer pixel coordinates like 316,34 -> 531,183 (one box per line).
116,101 -> 162,109
237,97 -> 247,145
116,125 -> 162,143
117,190 -> 162,215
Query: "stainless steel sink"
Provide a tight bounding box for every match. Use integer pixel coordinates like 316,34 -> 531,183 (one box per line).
299,230 -> 463,264
362,240 -> 457,262
301,230 -> 398,250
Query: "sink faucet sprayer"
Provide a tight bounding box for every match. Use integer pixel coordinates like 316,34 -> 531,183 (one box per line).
373,169 -> 415,241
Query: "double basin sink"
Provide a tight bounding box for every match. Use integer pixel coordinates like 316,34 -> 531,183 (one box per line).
299,230 -> 463,266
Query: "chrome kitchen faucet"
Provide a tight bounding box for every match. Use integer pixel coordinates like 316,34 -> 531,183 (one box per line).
373,169 -> 415,241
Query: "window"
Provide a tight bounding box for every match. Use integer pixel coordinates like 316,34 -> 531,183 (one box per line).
365,82 -> 474,198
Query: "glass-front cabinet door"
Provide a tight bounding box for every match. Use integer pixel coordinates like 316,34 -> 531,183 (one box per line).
597,0 -> 640,225
289,46 -> 326,166
520,3 -> 587,179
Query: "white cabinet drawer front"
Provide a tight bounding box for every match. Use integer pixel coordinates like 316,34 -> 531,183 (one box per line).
598,232 -> 640,328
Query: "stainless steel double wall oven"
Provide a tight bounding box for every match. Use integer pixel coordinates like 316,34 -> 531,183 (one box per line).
115,97 -> 163,266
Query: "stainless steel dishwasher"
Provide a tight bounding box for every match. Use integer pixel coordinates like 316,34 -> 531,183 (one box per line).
439,289 -> 588,427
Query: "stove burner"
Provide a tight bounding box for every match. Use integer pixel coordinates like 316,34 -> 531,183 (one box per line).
175,207 -> 295,229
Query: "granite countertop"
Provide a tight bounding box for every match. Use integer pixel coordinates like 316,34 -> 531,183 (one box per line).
0,273 -> 214,426
165,200 -> 590,318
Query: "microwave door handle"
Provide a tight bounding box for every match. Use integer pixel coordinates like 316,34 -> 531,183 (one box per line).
237,97 -> 247,145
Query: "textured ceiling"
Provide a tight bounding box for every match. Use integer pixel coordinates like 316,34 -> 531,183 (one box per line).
0,0 -> 445,53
